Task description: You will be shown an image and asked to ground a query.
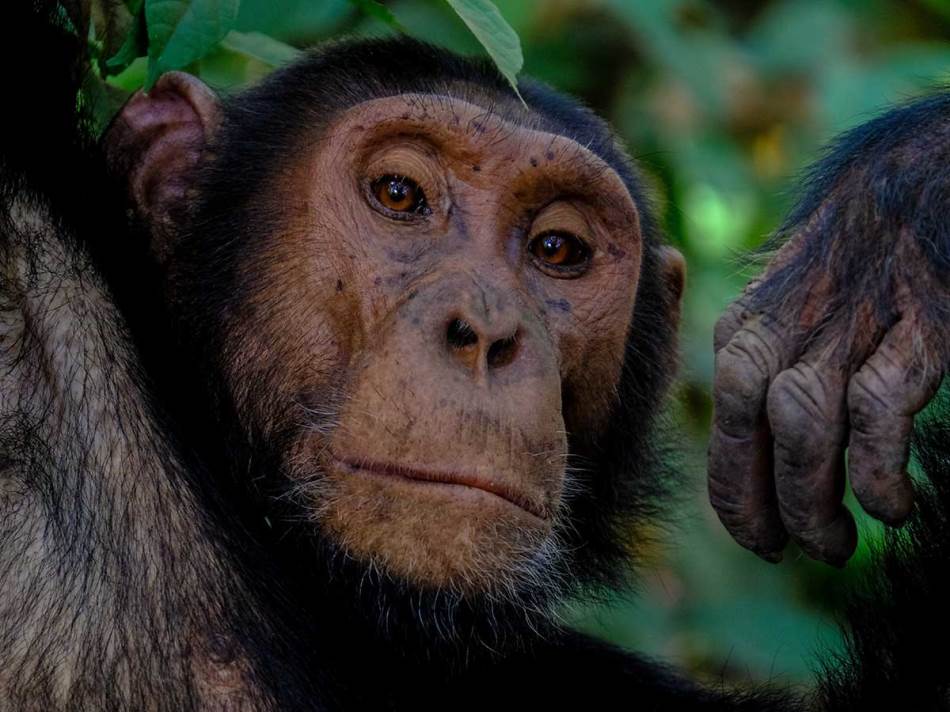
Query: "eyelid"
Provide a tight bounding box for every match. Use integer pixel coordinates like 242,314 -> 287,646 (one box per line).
363,144 -> 440,186
528,201 -> 594,243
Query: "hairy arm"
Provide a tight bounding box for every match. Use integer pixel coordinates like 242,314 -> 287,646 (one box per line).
0,7 -> 287,704
0,189 -> 265,708
709,93 -> 950,564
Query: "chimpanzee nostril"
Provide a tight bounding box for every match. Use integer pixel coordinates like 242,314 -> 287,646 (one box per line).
445,317 -> 521,373
446,319 -> 478,350
486,332 -> 520,370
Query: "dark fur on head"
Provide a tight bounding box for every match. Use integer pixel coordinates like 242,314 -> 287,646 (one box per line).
159,37 -> 682,655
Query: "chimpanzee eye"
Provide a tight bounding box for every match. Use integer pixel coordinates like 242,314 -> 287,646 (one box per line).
528,231 -> 592,274
371,175 -> 430,216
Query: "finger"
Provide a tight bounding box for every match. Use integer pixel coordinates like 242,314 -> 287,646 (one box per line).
709,316 -> 796,560
713,284 -> 758,353
767,354 -> 856,567
847,319 -> 945,525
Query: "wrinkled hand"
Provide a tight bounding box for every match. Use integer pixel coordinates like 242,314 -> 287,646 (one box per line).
708,210 -> 949,566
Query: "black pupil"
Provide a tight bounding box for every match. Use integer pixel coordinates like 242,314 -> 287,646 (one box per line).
543,234 -> 566,256
388,180 -> 410,203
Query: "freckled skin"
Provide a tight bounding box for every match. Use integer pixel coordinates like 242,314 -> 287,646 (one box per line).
545,299 -> 571,313
222,95 -> 648,589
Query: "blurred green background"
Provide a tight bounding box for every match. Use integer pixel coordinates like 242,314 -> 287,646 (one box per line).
106,0 -> 950,690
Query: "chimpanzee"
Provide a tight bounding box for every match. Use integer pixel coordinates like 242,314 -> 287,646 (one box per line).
1,3 -> 948,710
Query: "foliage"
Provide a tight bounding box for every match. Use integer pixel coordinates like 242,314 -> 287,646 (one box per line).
444,0 -> 524,101
143,0 -> 240,88
71,0 -> 950,687
83,0 -> 522,108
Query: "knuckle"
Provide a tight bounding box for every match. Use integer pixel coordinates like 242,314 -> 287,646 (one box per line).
713,300 -> 750,352
872,340 -> 904,374
847,368 -> 894,431
713,315 -> 739,353
713,349 -> 769,435
714,356 -> 762,406
729,325 -> 780,376
714,328 -> 775,398
767,364 -> 835,441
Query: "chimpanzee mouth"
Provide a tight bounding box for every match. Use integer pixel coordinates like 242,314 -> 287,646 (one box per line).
328,453 -> 548,520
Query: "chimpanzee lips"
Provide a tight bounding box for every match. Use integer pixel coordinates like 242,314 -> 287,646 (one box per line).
329,453 -> 548,520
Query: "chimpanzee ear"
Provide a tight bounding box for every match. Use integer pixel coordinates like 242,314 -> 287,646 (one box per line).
657,245 -> 686,327
105,71 -> 219,262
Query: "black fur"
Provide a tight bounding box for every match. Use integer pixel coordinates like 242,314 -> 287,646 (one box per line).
0,4 -> 325,710
817,394 -> 950,710
167,35 -> 682,648
2,2 -> 950,710
752,91 -> 950,353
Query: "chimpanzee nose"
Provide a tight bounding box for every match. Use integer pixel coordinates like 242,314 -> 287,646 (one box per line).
445,316 -> 522,374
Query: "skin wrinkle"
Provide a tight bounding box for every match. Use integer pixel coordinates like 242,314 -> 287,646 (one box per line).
208,94 -> 652,591
5,29 -> 702,704
710,118 -> 950,565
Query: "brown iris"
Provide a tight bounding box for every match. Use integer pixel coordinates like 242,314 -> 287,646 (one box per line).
529,231 -> 591,269
371,175 -> 429,215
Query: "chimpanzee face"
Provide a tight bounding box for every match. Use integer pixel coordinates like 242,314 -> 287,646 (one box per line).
221,95 -> 646,591
109,75 -> 683,596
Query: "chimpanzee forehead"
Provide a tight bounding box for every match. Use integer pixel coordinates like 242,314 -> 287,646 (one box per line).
320,93 -> 637,205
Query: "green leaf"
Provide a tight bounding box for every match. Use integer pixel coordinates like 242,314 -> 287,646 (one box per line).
444,0 -> 524,104
107,56 -> 149,92
220,30 -> 301,67
106,26 -> 145,73
145,0 -> 241,89
105,1 -> 148,75
347,0 -> 401,28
